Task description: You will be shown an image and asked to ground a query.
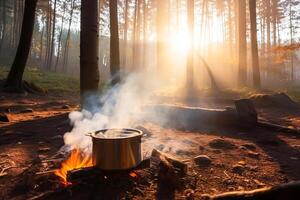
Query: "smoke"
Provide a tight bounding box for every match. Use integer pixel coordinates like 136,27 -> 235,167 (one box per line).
62,72 -> 161,153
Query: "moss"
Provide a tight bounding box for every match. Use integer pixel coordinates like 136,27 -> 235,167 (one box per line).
0,66 -> 79,95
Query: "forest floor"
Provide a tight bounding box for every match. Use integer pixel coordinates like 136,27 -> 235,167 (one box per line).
0,73 -> 300,199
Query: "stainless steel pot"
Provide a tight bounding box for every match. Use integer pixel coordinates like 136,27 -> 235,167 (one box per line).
87,128 -> 143,170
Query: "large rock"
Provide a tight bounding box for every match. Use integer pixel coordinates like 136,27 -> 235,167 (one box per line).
208,139 -> 237,150
194,155 -> 212,167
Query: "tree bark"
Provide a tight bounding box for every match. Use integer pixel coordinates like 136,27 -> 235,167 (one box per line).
249,0 -> 261,89
80,0 -> 100,104
48,0 -> 57,70
187,0 -> 195,89
62,0 -> 75,72
109,0 -> 121,85
122,0 -> 129,69
156,0 -> 168,75
0,0 -> 7,54
54,2 -> 67,72
237,0 -> 247,87
5,0 -> 38,92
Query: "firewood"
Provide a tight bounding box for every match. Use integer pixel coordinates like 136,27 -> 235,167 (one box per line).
151,149 -> 188,175
208,181 -> 300,200
67,159 -> 151,183
67,167 -> 99,183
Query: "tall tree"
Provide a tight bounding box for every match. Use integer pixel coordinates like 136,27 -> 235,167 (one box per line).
48,0 -> 57,70
80,0 -> 100,103
237,0 -> 247,87
187,0 -> 195,89
0,0 -> 7,53
54,1 -> 67,71
4,0 -> 38,92
249,0 -> 261,89
122,0 -> 129,68
62,0 -> 75,72
156,0 -> 169,74
109,0 -> 121,85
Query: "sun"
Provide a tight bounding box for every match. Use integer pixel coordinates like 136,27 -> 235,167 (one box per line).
170,30 -> 191,55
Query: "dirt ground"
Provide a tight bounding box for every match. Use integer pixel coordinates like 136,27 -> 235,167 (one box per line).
0,92 -> 300,200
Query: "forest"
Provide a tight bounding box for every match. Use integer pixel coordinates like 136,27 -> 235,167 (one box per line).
0,0 -> 300,199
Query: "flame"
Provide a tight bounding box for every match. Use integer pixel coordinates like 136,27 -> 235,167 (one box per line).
54,149 -> 93,185
129,172 -> 137,178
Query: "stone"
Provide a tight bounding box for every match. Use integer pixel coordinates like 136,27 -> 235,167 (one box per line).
194,155 -> 212,167
232,164 -> 245,174
0,113 -> 9,122
208,139 -> 236,150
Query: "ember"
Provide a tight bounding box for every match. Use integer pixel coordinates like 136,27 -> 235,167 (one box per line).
129,172 -> 137,178
54,149 -> 93,184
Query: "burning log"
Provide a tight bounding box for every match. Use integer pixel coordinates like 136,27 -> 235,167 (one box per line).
66,158 -> 151,184
67,167 -> 99,183
207,181 -> 300,200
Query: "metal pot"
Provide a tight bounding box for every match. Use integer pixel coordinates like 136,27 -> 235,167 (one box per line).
86,128 -> 143,170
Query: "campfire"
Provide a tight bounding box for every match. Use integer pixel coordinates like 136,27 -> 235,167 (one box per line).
54,149 -> 93,185
54,128 -> 147,186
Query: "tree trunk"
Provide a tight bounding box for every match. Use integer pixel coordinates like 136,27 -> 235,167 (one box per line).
143,0 -> 148,69
132,0 -> 138,69
187,0 -> 195,89
237,0 -> 247,87
4,0 -> 38,92
80,0 -> 100,104
122,0 -> 129,69
54,2 -> 66,72
249,0 -> 261,89
62,0 -> 75,72
0,0 -> 7,54
289,0 -> 294,82
43,0 -> 51,69
109,0 -> 121,85
156,0 -> 168,74
48,0 -> 57,70
133,0 -> 141,70
39,25 -> 44,65
272,0 -> 277,46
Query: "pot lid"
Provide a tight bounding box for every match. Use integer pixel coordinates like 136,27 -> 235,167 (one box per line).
92,128 -> 143,139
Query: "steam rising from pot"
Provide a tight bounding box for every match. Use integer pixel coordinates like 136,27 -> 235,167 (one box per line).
63,73 -> 161,153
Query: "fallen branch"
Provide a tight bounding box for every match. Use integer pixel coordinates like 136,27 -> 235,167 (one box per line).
258,121 -> 300,135
208,181 -> 300,200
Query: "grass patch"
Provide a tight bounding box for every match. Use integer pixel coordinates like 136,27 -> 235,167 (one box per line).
0,66 -> 79,95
